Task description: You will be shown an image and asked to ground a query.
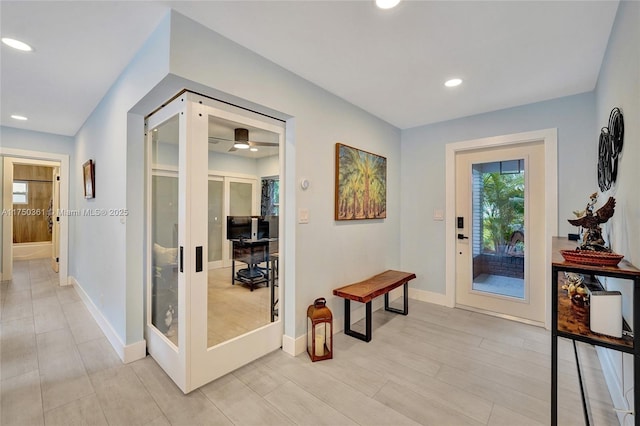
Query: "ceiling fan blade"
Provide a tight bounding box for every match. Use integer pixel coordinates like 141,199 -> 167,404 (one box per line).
228,146 -> 238,152
248,141 -> 278,147
208,136 -> 233,144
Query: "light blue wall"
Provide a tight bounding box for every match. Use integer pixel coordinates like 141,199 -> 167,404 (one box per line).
400,92 -> 597,295
73,8 -> 401,348
595,0 -> 639,267
0,126 -> 75,275
164,12 -> 402,338
592,2 -> 639,421
72,12 -> 171,345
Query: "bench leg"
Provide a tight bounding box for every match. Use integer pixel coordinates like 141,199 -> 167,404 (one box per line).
384,282 -> 409,315
344,299 -> 372,342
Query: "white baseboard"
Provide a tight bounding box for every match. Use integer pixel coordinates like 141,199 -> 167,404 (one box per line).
409,286 -> 450,307
282,334 -> 306,356
596,346 -> 631,425
70,276 -> 146,364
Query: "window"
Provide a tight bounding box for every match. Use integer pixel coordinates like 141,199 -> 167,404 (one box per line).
261,177 -> 279,216
13,181 -> 28,204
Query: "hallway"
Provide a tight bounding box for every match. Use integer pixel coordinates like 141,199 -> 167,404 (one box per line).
1,259 -> 619,425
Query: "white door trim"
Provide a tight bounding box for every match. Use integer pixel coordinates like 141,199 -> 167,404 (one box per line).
445,128 -> 558,329
1,148 -> 69,286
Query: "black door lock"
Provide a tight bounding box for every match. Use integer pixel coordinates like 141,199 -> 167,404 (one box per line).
457,233 -> 469,240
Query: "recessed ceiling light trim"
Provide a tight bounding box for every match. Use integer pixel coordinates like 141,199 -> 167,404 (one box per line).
2,37 -> 33,52
376,0 -> 401,10
10,114 -> 28,121
445,78 -> 463,88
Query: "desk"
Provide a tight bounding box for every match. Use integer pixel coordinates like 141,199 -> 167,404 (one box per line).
231,238 -> 278,290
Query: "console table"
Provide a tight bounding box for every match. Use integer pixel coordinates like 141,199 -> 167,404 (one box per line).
551,237 -> 640,425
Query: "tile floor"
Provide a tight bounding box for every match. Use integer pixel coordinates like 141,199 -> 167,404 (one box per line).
1,259 -> 620,425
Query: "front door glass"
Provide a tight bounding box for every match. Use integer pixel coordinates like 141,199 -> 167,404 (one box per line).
471,160 -> 525,299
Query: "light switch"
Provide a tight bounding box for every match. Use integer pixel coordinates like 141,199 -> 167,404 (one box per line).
433,209 -> 444,221
299,208 -> 310,224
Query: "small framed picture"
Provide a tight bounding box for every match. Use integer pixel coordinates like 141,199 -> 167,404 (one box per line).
83,159 -> 95,199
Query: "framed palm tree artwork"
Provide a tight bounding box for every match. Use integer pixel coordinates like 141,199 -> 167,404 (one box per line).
335,143 -> 386,220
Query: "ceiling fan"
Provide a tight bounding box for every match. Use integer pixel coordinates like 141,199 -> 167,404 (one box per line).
208,128 -> 278,152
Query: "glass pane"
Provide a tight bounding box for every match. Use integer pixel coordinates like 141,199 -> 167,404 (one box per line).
471,160 -> 525,299
207,116 -> 280,348
151,114 -> 179,346
13,181 -> 27,193
229,182 -> 252,216
208,180 -> 223,262
12,194 -> 27,204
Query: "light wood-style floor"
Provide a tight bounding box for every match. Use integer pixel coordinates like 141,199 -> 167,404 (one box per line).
1,259 -> 619,425
207,266 -> 272,347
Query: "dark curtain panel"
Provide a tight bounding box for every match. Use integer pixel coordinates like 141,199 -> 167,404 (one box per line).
261,178 -> 279,216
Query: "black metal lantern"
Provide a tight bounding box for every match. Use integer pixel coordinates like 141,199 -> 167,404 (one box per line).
307,298 -> 333,362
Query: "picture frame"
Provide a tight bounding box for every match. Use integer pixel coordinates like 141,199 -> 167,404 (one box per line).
335,143 -> 387,220
83,159 -> 95,199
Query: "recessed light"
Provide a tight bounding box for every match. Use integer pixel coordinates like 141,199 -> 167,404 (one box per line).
250,148 -> 258,152
445,78 -> 463,88
376,0 -> 401,9
10,114 -> 28,121
2,37 -> 33,52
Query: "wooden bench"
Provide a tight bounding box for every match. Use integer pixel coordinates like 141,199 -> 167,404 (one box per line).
333,270 -> 416,342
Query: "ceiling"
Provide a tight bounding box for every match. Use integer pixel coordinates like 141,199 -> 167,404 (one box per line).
0,1 -> 619,137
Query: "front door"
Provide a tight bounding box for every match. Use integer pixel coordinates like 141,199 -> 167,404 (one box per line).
455,142 -> 545,324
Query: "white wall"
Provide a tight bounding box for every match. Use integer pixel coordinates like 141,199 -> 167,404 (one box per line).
71,12 -> 171,352
593,2 -> 640,423
401,92 -> 596,295
0,126 -> 75,276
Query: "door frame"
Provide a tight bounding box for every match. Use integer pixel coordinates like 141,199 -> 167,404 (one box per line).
1,148 -> 69,285
445,128 -> 557,329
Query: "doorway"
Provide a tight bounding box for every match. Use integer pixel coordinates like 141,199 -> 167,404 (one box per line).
1,151 -> 69,286
445,129 -> 557,328
145,91 -> 284,393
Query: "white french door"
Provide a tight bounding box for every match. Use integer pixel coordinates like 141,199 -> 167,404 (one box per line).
146,92 -> 284,393
455,142 -> 546,324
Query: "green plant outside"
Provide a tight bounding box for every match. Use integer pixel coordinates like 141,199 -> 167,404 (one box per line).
481,171 -> 524,254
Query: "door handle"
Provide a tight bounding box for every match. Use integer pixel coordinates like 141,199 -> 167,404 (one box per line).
457,233 -> 469,240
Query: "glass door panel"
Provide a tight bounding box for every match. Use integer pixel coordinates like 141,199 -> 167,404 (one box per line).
208,179 -> 223,264
205,115 -> 277,349
150,114 -> 180,346
230,181 -> 253,216
471,160 -> 525,300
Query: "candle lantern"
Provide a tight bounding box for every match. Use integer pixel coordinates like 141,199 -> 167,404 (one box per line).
307,297 -> 333,362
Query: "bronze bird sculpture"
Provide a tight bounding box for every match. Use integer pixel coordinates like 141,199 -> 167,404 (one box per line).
568,194 -> 616,252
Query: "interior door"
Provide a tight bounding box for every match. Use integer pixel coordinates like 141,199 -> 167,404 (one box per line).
146,95 -> 186,389
189,93 -> 284,391
455,142 -> 545,324
51,167 -> 60,272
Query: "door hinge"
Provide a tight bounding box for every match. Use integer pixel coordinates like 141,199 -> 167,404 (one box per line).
56,176 -> 60,181
56,257 -> 59,263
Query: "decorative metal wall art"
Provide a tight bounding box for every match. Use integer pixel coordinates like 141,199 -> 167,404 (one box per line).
597,107 -> 624,191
